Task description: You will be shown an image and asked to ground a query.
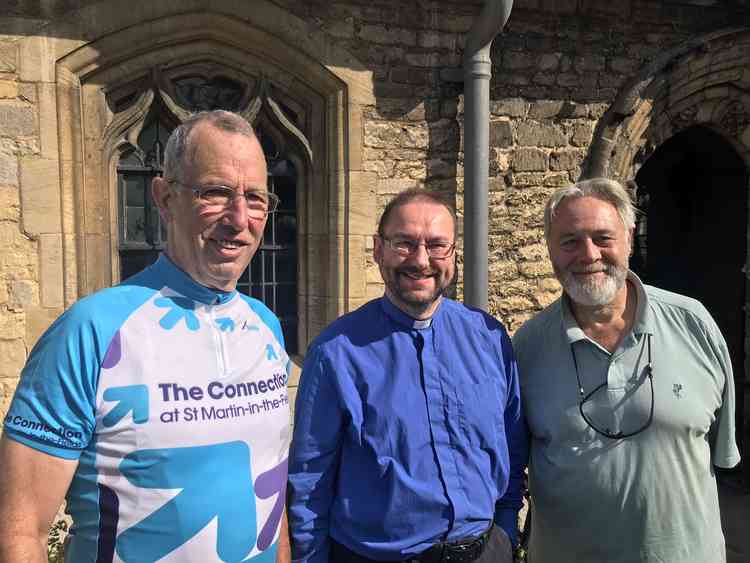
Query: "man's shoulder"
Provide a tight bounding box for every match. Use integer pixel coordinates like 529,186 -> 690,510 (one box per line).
311,299 -> 382,349
59,279 -> 160,329
644,284 -> 713,324
513,297 -> 562,346
440,298 -> 507,333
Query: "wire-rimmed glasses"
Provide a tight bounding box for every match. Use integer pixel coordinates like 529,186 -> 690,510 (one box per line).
571,334 -> 654,439
380,236 -> 456,259
169,181 -> 280,218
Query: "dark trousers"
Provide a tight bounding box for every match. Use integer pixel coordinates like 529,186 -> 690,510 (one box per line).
330,525 -> 513,563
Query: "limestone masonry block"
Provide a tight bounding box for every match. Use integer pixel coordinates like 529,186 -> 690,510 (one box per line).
39,234 -> 63,308
0,152 -> 18,186
0,310 -> 25,340
359,24 -> 416,47
0,42 -> 17,73
0,338 -> 26,378
550,150 -> 585,171
8,279 -> 38,311
0,103 -> 35,136
519,260 -> 554,278
490,98 -> 528,118
517,121 -> 567,147
20,157 -> 61,235
490,120 -> 513,148
512,148 -> 548,172
0,80 -> 18,99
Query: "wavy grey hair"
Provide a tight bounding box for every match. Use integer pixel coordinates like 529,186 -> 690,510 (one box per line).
543,177 -> 636,242
162,110 -> 257,182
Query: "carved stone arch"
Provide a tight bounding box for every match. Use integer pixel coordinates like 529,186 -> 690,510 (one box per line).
584,26 -> 750,182
49,6 -> 375,353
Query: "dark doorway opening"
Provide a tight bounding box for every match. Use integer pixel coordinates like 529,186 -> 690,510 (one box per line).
633,125 -> 749,486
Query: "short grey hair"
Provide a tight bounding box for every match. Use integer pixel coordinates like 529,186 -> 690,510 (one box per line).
162,110 -> 257,182
543,177 -> 636,242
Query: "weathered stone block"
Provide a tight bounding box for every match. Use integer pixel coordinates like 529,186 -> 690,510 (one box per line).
8,279 -> 38,311
39,234 -> 63,308
570,122 -> 594,147
360,24 -> 416,46
519,260 -> 553,278
544,172 -> 572,187
490,98 -> 528,118
0,103 -> 34,136
517,122 -> 567,147
538,53 -> 562,71
503,51 -> 535,70
390,66 -> 429,85
512,148 -> 548,172
490,120 -> 513,148
529,100 -> 564,119
0,42 -> 17,74
37,82 -> 58,159
532,72 -> 556,86
19,157 -> 61,235
0,80 -> 17,99
550,149 -> 585,171
378,178 -> 421,195
573,55 -> 606,73
610,56 -> 640,75
0,152 -> 18,186
326,18 -> 354,39
518,243 -> 547,261
0,310 -> 25,340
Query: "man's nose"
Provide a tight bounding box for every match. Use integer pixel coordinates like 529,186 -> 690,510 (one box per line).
222,195 -> 249,230
580,238 -> 601,262
409,242 -> 431,266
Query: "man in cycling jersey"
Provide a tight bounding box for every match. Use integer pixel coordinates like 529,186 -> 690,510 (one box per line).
0,110 -> 291,563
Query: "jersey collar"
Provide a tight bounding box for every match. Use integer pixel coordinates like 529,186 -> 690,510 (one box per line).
152,253 -> 237,306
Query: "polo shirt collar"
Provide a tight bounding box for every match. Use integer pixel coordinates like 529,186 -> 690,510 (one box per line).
560,269 -> 654,345
380,295 -> 436,330
151,253 -> 237,306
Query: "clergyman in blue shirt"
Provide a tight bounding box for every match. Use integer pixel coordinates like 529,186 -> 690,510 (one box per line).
288,189 -> 528,563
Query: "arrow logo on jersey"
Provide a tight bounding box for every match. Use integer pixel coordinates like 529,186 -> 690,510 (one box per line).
102,385 -> 149,427
116,441 -> 257,562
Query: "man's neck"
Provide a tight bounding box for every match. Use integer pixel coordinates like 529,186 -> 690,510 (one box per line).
569,280 -> 636,353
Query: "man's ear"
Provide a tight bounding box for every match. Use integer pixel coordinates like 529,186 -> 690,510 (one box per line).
628,226 -> 635,256
152,177 -> 174,223
373,235 -> 383,264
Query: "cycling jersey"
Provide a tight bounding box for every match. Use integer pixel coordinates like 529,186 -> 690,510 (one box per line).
4,255 -> 290,563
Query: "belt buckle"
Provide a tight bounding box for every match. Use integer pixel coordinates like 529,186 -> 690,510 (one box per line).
443,539 -> 482,563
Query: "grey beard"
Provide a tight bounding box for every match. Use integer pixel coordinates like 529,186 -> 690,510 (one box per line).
560,264 -> 628,307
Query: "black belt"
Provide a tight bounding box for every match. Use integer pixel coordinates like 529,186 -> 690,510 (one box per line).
330,527 -> 492,563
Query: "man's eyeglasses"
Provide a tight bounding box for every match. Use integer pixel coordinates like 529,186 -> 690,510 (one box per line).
169,181 -> 280,218
380,236 -> 456,259
571,334 -> 654,439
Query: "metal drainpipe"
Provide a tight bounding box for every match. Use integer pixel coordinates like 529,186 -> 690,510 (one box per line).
462,0 -> 513,310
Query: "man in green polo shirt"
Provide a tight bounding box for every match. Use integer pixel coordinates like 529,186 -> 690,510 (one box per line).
513,177 -> 740,563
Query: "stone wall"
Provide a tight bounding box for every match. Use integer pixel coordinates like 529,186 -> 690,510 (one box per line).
0,36 -> 64,416
280,0 -> 742,330
0,0 -> 746,418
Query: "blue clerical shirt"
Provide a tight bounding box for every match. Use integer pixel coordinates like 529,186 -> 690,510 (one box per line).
288,297 -> 528,562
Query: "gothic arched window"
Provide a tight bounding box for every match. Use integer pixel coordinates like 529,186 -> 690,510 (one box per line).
113,72 -> 308,354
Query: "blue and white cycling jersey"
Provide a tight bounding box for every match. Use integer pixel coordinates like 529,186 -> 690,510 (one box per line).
4,255 -> 290,563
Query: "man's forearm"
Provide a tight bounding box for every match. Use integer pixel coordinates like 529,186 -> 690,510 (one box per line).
0,532 -> 48,563
276,510 -> 291,563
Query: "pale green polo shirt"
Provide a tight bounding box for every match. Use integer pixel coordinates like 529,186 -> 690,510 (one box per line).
513,272 -> 740,563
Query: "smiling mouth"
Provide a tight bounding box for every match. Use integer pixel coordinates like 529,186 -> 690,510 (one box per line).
400,271 -> 435,282
210,238 -> 247,250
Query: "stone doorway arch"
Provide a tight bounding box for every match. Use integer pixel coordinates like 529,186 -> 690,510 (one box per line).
585,27 -> 750,484
632,125 -> 747,393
